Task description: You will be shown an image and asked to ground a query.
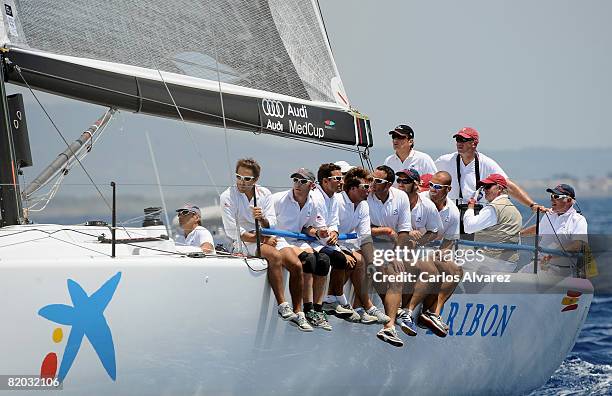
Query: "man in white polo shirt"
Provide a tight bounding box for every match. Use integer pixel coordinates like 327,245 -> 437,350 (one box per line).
220,158 -> 301,328
395,168 -> 446,337
175,204 -> 215,254
312,163 -> 357,320
418,171 -> 463,336
522,184 -> 588,276
336,167 -> 390,326
384,124 -> 437,177
435,127 -> 542,236
272,168 -> 331,332
367,165 -> 414,347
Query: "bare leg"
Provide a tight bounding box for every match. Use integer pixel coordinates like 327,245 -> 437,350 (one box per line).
303,273 -> 313,305
434,261 -> 463,315
408,259 -> 440,312
350,251 -> 373,310
328,268 -> 345,296
279,247 -> 304,313
261,244 -> 285,305
313,275 -> 327,305
382,261 -> 404,329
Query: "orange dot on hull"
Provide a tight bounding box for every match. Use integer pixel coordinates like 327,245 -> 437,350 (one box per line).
52,328 -> 63,343
562,304 -> 578,312
40,352 -> 57,379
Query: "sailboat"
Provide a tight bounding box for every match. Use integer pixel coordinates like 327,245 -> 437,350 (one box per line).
0,1 -> 592,395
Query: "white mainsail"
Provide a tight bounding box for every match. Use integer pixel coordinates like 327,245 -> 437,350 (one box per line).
0,0 -> 372,146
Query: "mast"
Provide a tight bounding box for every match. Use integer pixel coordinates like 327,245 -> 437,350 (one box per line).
0,52 -> 22,226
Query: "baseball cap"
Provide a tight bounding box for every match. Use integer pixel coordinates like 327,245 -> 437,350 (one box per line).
419,173 -> 433,192
176,204 -> 201,216
453,127 -> 479,144
396,168 -> 420,182
546,184 -> 575,199
334,161 -> 356,174
290,168 -> 315,182
477,174 -> 507,189
388,124 -> 414,139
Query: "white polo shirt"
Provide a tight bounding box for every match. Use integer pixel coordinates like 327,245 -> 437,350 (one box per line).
435,152 -> 507,204
311,184 -> 339,232
421,192 -> 460,240
384,150 -> 437,177
538,206 -> 588,247
220,185 -> 275,252
367,187 -> 412,232
336,191 -> 372,250
271,189 -> 325,250
411,194 -> 442,233
175,226 -> 215,252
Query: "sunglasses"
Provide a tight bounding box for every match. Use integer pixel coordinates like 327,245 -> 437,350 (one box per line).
327,175 -> 343,182
391,133 -> 408,140
455,136 -> 474,143
373,178 -> 390,185
551,194 -> 570,200
396,178 -> 414,185
177,210 -> 193,217
235,173 -> 256,182
358,183 -> 371,190
429,182 -> 450,190
482,184 -> 497,190
293,177 -> 310,185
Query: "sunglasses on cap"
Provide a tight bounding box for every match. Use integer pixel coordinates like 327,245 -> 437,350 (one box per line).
429,182 -> 450,190
357,183 -> 371,190
293,177 -> 310,185
177,210 -> 194,217
326,175 -> 343,182
235,173 -> 256,182
551,193 -> 570,200
455,136 -> 474,143
396,178 -> 414,185
373,177 -> 390,185
391,133 -> 408,140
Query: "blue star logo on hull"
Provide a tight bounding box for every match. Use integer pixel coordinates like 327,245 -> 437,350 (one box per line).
38,272 -> 122,382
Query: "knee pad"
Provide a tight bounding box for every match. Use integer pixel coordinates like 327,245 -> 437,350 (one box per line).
314,252 -> 331,276
299,252 -> 317,274
320,247 -> 347,270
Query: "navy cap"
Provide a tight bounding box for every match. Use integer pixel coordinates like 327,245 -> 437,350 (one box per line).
546,184 -> 575,199
396,168 -> 420,182
388,124 -> 414,139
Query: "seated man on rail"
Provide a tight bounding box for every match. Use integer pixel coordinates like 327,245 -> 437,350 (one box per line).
336,167 -> 390,325
220,158 -> 302,328
521,183 -> 588,277
395,168 -> 445,337
271,168 -> 331,332
175,204 -> 215,254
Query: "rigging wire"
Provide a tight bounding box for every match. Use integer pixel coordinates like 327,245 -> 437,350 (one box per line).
145,131 -> 172,236
12,65 -> 112,211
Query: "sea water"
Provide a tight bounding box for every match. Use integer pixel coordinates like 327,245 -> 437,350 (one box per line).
526,197 -> 612,395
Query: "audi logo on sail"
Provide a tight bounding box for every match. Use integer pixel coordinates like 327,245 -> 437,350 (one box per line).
262,99 -> 285,118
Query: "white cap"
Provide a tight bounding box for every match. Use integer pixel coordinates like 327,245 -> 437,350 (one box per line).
334,160 -> 356,174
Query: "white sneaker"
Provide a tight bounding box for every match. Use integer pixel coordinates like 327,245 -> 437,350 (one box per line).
290,312 -> 314,332
367,306 -> 390,324
277,302 -> 296,321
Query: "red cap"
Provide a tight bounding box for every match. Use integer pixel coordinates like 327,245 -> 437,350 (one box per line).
419,173 -> 433,192
477,173 -> 507,189
453,127 -> 479,144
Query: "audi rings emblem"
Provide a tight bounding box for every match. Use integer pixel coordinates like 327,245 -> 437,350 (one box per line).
262,99 -> 285,118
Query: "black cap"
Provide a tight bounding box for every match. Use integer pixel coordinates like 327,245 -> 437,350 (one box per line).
388,124 -> 414,139
546,184 -> 575,199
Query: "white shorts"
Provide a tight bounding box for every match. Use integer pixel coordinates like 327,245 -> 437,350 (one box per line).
275,237 -> 311,252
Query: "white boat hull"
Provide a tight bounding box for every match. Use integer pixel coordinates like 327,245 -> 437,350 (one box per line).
0,252 -> 592,395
